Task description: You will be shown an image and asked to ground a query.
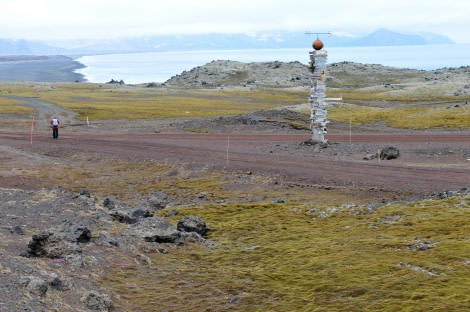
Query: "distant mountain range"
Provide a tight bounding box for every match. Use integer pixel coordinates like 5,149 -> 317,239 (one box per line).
0,28 -> 454,56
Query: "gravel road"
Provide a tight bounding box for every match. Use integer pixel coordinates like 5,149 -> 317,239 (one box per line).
1,128 -> 469,202
3,96 -> 79,130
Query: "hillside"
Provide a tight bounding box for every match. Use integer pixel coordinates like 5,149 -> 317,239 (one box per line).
165,59 -> 470,100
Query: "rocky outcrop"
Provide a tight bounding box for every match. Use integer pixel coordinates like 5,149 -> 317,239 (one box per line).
165,60 -> 309,87
0,189 -> 215,311
25,230 -> 82,259
22,221 -> 92,270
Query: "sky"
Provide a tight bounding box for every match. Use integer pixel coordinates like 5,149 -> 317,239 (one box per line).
1,0 -> 470,44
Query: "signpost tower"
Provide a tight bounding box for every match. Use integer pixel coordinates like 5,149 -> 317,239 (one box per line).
306,32 -> 329,143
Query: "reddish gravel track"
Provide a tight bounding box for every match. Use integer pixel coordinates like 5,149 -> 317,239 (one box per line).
1,130 -> 469,199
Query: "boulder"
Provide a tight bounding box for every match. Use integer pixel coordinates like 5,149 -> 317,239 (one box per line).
380,147 -> 400,160
49,274 -> 64,291
63,222 -> 92,243
23,277 -> 48,296
103,197 -> 115,209
110,210 -> 136,224
126,217 -> 185,245
111,208 -> 153,224
131,207 -> 154,219
80,290 -> 112,311
11,225 -> 25,235
96,231 -> 121,248
80,189 -> 91,197
177,216 -> 210,237
140,191 -> 179,210
363,153 -> 377,160
65,253 -> 86,268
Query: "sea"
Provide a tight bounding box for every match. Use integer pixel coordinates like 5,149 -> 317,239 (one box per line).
75,44 -> 470,84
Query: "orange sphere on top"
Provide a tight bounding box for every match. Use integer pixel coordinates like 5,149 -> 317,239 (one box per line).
312,39 -> 324,50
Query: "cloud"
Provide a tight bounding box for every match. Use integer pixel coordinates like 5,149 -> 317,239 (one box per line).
1,0 -> 469,43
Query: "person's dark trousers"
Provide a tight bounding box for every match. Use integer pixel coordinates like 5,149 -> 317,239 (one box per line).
53,128 -> 58,139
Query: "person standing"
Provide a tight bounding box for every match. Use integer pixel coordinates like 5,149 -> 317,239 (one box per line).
50,117 -> 60,139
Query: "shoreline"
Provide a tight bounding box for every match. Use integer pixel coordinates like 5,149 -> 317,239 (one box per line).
0,55 -> 86,82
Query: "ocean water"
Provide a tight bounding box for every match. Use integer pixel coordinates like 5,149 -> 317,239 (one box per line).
75,44 -> 470,84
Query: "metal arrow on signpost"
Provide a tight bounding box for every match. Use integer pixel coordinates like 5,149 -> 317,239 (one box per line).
304,31 -> 332,38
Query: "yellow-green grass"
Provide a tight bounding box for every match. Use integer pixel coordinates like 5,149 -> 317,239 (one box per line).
328,104 -> 470,129
99,193 -> 470,311
327,85 -> 465,103
2,81 -> 468,129
0,96 -> 35,115
0,82 -> 307,121
326,68 -> 422,89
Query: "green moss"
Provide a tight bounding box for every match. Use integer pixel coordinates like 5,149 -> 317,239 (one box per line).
99,194 -> 470,311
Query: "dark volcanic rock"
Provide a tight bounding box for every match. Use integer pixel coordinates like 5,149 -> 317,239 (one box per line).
131,207 -> 154,219
177,215 -> 210,237
26,230 -> 81,258
11,225 -> 25,235
103,197 -> 115,209
96,231 -> 121,248
140,191 -> 179,210
80,290 -> 112,311
110,210 -> 136,224
24,222 -> 91,261
380,146 -> 400,160
64,222 -> 92,243
126,216 -> 184,244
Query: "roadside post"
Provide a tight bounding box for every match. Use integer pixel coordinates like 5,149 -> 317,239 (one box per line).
30,115 -> 34,146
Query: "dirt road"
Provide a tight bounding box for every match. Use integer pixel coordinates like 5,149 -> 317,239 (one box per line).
1,129 -> 469,200
3,96 -> 78,130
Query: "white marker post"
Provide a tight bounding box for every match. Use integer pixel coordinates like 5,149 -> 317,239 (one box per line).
30,116 -> 34,146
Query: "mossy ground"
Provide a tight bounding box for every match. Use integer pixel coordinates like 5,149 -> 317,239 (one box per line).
99,193 -> 470,311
